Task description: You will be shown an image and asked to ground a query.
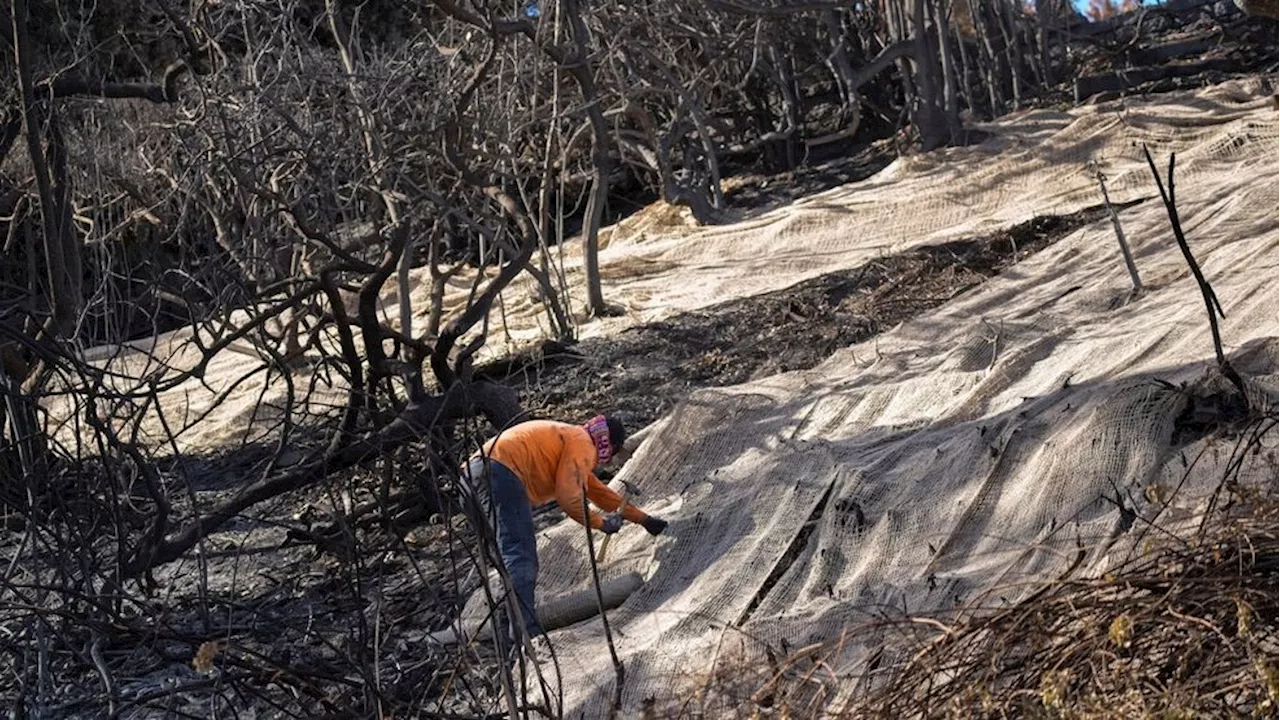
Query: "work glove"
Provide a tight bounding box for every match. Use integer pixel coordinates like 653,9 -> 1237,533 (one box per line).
641,516 -> 668,536
599,513 -> 624,534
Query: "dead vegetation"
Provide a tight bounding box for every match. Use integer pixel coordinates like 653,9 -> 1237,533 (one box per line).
0,0 -> 1275,716
857,428 -> 1278,718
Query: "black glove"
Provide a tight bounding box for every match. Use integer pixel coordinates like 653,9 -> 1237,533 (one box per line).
641,516 -> 668,536
600,513 -> 624,534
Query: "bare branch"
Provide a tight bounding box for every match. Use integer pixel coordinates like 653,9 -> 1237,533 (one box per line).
43,61 -> 188,104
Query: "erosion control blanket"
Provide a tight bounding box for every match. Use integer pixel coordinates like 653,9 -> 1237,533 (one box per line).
518,80 -> 1278,715
419,78 -> 1278,351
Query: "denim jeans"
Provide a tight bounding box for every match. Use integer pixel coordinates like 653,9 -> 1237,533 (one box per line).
464,457 -> 542,640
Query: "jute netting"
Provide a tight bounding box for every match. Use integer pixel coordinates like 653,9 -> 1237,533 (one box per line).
511,79 -> 1278,715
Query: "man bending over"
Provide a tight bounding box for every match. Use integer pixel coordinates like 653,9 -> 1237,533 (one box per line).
461,414 -> 669,642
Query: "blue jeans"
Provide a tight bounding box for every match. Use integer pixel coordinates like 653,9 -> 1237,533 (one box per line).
464,458 -> 541,639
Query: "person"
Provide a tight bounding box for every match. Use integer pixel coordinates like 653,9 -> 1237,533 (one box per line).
460,414 -> 669,643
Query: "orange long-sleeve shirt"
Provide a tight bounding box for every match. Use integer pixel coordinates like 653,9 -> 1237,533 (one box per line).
476,420 -> 649,530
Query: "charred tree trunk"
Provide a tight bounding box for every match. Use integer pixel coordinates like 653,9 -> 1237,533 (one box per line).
825,10 -> 865,139
562,0 -> 614,317
909,0 -> 949,150
768,39 -> 802,169
12,0 -> 81,346
997,0 -> 1024,108
972,0 -> 1007,116
953,13 -> 977,112
932,0 -> 964,142
890,0 -> 919,124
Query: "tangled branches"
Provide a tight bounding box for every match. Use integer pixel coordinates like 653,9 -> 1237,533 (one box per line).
863,483 -> 1277,716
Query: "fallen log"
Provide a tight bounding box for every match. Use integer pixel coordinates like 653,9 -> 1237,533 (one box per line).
428,571 -> 644,645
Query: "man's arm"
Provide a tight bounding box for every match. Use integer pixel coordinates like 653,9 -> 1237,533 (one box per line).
554,456 -> 604,530
585,476 -> 649,525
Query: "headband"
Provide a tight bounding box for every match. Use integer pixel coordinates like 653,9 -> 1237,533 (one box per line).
584,414 -> 613,465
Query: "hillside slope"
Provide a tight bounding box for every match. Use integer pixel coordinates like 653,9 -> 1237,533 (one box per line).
495,78 -> 1278,715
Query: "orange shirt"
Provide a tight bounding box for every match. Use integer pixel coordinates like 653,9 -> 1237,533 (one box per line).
478,420 -> 648,530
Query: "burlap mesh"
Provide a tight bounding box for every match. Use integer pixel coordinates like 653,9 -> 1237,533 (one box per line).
504,80 -> 1279,714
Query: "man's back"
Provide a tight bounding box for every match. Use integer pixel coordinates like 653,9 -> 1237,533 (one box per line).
481,420 -> 595,505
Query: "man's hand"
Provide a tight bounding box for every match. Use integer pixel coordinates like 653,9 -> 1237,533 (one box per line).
600,513 -> 624,534
641,516 -> 668,536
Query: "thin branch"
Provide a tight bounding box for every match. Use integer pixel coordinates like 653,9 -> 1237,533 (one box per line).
42,61 -> 189,103
580,493 -> 625,714
12,0 -> 75,342
1093,169 -> 1142,292
1142,146 -> 1245,400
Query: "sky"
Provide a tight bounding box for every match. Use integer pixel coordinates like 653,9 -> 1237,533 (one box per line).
1072,0 -> 1148,16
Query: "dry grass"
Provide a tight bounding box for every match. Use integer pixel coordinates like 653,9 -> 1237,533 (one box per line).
854,504 -> 1278,718
598,201 -> 700,248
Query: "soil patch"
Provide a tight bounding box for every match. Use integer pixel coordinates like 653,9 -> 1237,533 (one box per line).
719,138 -> 899,216
483,205 -> 1117,431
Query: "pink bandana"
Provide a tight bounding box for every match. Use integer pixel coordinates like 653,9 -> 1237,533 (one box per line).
584,415 -> 613,465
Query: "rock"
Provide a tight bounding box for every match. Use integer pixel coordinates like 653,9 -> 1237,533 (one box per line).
1214,0 -> 1241,16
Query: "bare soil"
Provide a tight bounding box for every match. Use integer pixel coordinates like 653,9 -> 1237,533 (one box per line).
481,205 -> 1116,433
